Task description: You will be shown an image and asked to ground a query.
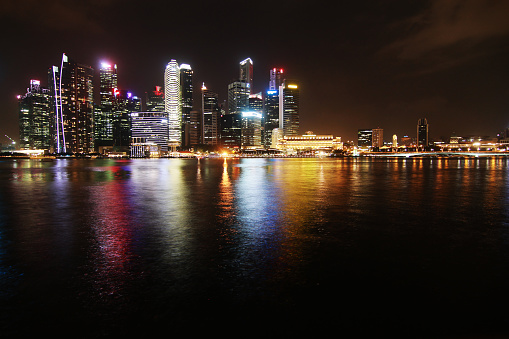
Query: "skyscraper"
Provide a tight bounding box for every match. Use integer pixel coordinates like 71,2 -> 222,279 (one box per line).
241,111 -> 262,149
112,89 -> 141,150
269,68 -> 284,90
372,128 -> 383,148
48,53 -> 94,154
180,64 -> 193,148
417,118 -> 429,147
18,79 -> 51,150
164,60 -> 181,145
201,83 -> 219,146
239,58 -> 253,89
263,89 -> 279,148
280,79 -> 300,136
145,86 -> 165,112
94,62 -> 118,148
228,81 -> 250,115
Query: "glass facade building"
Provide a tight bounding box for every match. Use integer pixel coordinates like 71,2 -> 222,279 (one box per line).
417,118 -> 429,147
201,83 -> 219,145
131,112 -> 169,152
18,80 -> 52,150
48,53 -> 94,154
164,60 -> 181,145
280,80 -> 299,137
180,64 -> 193,148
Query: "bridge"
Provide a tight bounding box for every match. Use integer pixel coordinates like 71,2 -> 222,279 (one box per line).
360,151 -> 509,157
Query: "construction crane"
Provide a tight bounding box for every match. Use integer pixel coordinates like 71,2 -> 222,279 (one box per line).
5,134 -> 16,145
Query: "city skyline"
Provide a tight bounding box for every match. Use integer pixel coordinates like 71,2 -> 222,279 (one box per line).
2,0 -> 509,145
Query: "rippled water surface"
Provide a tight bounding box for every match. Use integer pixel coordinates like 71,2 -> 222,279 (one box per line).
1,157 -> 509,337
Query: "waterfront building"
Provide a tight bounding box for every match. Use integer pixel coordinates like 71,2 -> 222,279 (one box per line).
189,110 -> 201,146
94,62 -> 117,149
131,112 -> 169,153
276,131 -> 342,152
271,128 -> 284,149
48,53 -> 94,154
180,64 -> 193,148
18,79 -> 52,150
130,138 -> 160,158
112,89 -> 141,151
280,79 -> 300,136
145,86 -> 165,112
357,129 -> 372,147
263,89 -> 280,148
372,128 -> 383,148
392,134 -> 398,148
417,118 -> 429,147
241,111 -> 262,149
201,83 -> 220,146
400,135 -> 413,146
220,113 -> 242,149
164,60 -> 181,145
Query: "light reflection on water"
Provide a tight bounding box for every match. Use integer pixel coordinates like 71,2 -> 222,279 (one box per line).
1,157 -> 509,336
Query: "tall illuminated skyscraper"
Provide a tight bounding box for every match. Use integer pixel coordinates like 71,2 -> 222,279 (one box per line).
269,68 -> 284,90
18,79 -> 51,150
95,62 -> 117,148
180,63 -> 193,147
146,86 -> 165,112
112,89 -> 141,150
372,128 -> 383,148
201,83 -> 219,145
279,79 -> 299,136
263,89 -> 279,148
240,58 -> 253,89
417,118 -> 429,147
228,81 -> 250,114
48,53 -> 94,154
164,60 -> 181,145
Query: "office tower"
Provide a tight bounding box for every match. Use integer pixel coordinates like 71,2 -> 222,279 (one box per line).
271,128 -> 284,149
239,58 -> 253,89
131,112 -> 169,152
228,58 -> 254,115
280,79 -> 300,136
164,60 -> 181,145
372,128 -> 383,148
180,64 -> 193,148
269,68 -> 284,90
48,53 -> 94,154
241,111 -> 262,148
263,89 -> 279,148
146,86 -> 165,112
112,89 -> 141,150
18,79 -> 51,150
220,113 -> 242,149
189,110 -> 201,146
201,83 -> 219,145
417,118 -> 429,147
392,134 -> 398,148
357,129 -> 372,147
228,81 -> 250,114
249,92 -> 263,113
95,62 -> 117,148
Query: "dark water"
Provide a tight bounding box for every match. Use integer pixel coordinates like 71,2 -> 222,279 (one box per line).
1,157 -> 509,338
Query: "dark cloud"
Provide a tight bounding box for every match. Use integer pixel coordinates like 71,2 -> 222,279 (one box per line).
379,0 -> 509,72
0,0 -> 113,33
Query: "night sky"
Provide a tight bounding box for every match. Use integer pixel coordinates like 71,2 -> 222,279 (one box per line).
1,0 -> 508,145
